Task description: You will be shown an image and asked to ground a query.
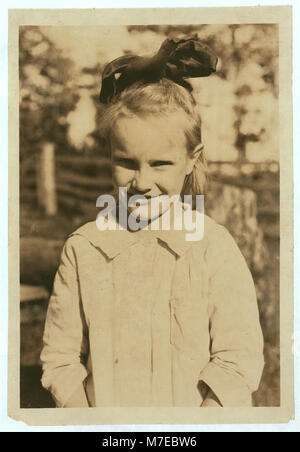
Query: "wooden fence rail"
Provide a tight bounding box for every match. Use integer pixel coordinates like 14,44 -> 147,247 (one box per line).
56,170 -> 112,189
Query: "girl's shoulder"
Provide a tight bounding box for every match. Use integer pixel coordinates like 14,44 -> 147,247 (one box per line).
64,220 -> 139,260
200,214 -> 249,275
186,212 -> 245,268
62,220 -> 111,253
190,212 -> 235,247
59,221 -> 102,257
69,220 -> 103,242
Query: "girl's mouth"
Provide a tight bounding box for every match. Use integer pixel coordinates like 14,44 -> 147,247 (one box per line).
128,193 -> 160,198
127,194 -> 161,203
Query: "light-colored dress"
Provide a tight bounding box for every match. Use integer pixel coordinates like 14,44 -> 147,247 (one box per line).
40,210 -> 264,407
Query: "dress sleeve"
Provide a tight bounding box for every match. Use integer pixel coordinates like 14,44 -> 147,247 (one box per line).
40,236 -> 89,407
198,226 -> 265,406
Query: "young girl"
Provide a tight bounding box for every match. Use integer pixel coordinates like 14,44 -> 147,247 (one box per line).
40,35 -> 264,407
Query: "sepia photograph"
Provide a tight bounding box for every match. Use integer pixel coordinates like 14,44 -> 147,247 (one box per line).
6,6 -> 294,426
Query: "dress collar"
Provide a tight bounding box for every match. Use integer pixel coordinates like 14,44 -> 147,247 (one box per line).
70,205 -> 202,260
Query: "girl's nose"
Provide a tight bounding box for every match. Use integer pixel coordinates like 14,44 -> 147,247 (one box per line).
132,169 -> 152,193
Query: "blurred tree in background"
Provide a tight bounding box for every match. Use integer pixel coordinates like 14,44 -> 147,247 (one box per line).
19,27 -> 78,163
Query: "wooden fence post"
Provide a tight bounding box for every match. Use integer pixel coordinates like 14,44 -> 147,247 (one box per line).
36,142 -> 57,216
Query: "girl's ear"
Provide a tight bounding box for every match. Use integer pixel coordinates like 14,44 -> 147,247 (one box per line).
186,142 -> 204,175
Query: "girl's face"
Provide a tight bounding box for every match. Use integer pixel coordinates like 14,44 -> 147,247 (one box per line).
110,113 -> 197,216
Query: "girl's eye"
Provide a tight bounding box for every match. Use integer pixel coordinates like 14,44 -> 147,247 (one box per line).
114,158 -> 137,170
151,161 -> 173,167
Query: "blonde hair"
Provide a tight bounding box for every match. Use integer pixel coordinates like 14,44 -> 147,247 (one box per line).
99,78 -> 208,198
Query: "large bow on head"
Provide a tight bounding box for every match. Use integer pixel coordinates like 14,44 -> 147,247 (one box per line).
99,34 -> 218,104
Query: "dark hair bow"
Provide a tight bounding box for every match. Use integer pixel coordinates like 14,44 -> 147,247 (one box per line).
99,34 -> 218,104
